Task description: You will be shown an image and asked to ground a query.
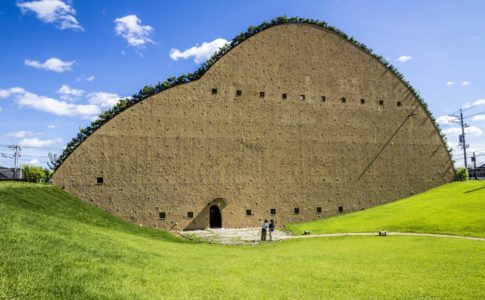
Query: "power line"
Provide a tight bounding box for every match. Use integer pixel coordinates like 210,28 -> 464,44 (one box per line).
464,110 -> 485,119
0,144 -> 63,151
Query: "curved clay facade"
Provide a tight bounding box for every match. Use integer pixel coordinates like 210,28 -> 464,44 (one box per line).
51,23 -> 454,231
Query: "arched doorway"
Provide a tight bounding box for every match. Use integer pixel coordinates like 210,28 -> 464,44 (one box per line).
209,205 -> 222,228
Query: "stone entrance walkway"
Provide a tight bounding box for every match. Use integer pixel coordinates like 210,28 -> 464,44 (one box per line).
178,227 -> 291,245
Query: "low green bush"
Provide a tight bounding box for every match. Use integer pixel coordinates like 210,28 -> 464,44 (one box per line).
454,167 -> 468,181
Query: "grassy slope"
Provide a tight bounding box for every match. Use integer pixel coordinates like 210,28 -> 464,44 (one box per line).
287,181 -> 485,237
0,182 -> 484,299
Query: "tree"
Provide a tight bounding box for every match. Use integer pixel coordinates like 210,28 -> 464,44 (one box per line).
47,152 -> 59,170
22,165 -> 46,183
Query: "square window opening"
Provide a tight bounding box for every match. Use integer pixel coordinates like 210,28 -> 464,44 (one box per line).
361,99 -> 365,104
96,177 -> 103,184
341,97 -> 346,103
397,101 -> 402,107
260,92 -> 265,98
159,212 -> 166,220
246,209 -> 252,216
236,90 -> 242,96
294,207 -> 300,214
379,100 -> 384,106
211,88 -> 217,95
282,93 -> 287,99
270,208 -> 276,215
317,207 -> 322,213
300,95 -> 305,101
187,211 -> 194,218
321,96 -> 326,102
338,206 -> 344,212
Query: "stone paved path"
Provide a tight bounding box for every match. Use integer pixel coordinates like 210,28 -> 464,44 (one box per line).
178,228 -> 484,245
178,227 -> 291,245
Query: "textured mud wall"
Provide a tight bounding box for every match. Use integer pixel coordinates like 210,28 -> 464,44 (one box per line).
51,24 -> 454,231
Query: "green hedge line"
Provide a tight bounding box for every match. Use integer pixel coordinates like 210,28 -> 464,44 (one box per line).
53,16 -> 452,171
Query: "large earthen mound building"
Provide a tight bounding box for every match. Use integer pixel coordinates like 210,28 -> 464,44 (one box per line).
51,20 -> 454,231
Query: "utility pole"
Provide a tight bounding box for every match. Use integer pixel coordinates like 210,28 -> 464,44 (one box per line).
8,145 -> 21,179
471,152 -> 477,180
451,109 -> 469,175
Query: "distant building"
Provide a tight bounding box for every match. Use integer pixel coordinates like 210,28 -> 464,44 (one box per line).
0,166 -> 21,180
468,164 -> 485,179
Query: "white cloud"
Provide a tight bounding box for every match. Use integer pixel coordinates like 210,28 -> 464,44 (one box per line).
461,81 -> 472,86
26,158 -> 40,165
56,84 -> 84,100
25,57 -> 75,72
47,124 -> 56,129
170,38 -> 228,64
76,74 -> 95,82
463,99 -> 485,109
0,87 -> 27,98
446,81 -> 456,86
1,86 -> 122,119
6,130 -> 33,138
17,0 -> 83,31
397,55 -> 413,63
472,114 -> 485,122
19,137 -> 63,148
114,15 -> 154,47
443,126 -> 482,136
87,92 -> 120,108
436,115 -> 458,125
0,87 -> 100,117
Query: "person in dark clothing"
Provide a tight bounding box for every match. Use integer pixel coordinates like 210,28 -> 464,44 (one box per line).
268,219 -> 275,241
261,219 -> 268,241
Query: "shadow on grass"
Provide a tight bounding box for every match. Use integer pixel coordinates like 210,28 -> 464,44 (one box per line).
464,185 -> 485,194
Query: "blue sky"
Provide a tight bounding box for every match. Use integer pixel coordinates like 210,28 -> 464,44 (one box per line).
0,0 -> 484,169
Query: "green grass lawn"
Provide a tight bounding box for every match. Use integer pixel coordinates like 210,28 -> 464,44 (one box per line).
1,182 -> 484,299
287,181 -> 485,237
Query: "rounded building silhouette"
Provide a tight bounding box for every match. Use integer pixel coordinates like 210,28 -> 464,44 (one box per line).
51,19 -> 454,231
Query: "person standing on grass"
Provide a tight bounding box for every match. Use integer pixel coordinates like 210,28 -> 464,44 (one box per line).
261,219 -> 268,241
268,219 -> 275,241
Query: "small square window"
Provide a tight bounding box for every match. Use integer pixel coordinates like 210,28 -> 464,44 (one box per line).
96,177 -> 103,184
341,97 -> 346,103
211,88 -> 217,95
338,206 -> 343,212
379,100 -> 384,106
270,208 -> 276,215
361,99 -> 365,104
159,212 -> 166,219
236,90 -> 242,96
317,207 -> 322,213
397,101 -> 402,107
260,92 -> 265,98
294,208 -> 299,214
282,93 -> 287,99
187,211 -> 194,218
246,209 -> 252,216
300,95 -> 305,101
321,96 -> 326,102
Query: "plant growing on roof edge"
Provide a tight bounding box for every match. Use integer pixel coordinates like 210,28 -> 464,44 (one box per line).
52,16 -> 453,172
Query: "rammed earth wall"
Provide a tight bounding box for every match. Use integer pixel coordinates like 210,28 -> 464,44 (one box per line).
51,23 -> 454,231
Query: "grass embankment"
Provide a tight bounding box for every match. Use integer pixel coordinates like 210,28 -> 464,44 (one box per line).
287,181 -> 485,237
0,182 -> 484,299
